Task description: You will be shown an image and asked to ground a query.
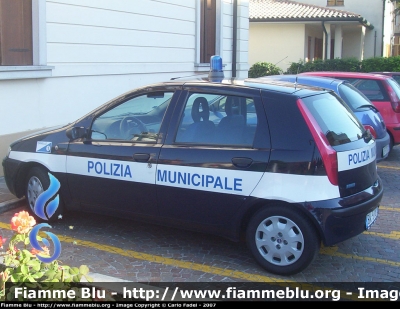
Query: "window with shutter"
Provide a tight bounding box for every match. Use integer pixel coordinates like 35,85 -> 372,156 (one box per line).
200,0 -> 216,63
327,0 -> 344,6
0,0 -> 33,66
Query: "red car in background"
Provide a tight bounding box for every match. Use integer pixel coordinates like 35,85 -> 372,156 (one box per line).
370,72 -> 400,85
301,71 -> 400,152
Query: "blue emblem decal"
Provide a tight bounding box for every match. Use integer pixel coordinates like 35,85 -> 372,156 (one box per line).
36,141 -> 52,153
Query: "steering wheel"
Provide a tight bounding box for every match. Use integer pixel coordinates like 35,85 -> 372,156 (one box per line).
119,116 -> 148,140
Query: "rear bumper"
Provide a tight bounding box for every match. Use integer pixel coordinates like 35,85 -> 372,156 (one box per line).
305,176 -> 383,246
387,124 -> 400,145
2,157 -> 22,196
375,132 -> 391,161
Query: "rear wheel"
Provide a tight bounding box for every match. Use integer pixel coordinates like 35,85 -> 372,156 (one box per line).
246,205 -> 320,276
25,167 -> 64,223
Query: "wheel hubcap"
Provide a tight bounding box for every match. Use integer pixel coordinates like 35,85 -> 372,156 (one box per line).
255,216 -> 304,266
27,176 -> 43,211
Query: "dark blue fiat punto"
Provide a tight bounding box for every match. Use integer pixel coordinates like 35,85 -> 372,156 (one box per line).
2,58 -> 383,276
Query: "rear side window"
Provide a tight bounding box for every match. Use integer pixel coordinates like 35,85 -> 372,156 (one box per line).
338,82 -> 373,110
343,78 -> 388,101
175,93 -> 258,146
301,93 -> 364,146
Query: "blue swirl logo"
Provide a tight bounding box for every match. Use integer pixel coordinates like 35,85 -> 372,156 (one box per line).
29,224 -> 61,263
34,173 -> 60,221
29,172 -> 62,263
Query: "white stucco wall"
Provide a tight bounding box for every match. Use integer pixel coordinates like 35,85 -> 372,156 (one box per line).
290,0 -> 387,59
249,23 -> 305,72
0,0 -> 250,176
342,27 -> 363,59
383,0 -> 395,57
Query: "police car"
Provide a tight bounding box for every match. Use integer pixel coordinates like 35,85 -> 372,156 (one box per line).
2,57 -> 383,276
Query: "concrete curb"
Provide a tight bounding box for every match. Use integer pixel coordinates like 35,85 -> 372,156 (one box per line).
0,198 -> 25,213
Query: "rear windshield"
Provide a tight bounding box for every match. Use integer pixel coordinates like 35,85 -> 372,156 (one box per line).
390,75 -> 400,85
387,78 -> 400,100
301,93 -> 364,146
338,82 -> 374,110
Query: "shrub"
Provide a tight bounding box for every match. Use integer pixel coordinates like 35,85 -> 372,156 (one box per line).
248,62 -> 283,78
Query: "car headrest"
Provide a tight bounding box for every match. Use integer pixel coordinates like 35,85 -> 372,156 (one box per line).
225,96 -> 241,116
191,97 -> 210,122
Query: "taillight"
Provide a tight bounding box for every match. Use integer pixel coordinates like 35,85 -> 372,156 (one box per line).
384,82 -> 400,113
297,99 -> 338,186
392,99 -> 400,113
363,125 -> 377,138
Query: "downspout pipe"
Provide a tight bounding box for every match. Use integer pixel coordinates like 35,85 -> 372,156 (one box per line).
322,21 -> 328,60
232,0 -> 238,77
381,0 -> 385,56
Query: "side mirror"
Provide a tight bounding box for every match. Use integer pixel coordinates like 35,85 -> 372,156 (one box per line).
66,127 -> 88,140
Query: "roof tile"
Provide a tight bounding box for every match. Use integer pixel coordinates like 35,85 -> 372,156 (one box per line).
249,0 -> 362,20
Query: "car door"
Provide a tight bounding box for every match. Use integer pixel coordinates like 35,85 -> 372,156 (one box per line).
156,85 -> 271,238
65,88 -> 178,219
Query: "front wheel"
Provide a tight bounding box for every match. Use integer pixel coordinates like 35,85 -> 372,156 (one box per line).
246,205 -> 320,276
25,167 -> 64,223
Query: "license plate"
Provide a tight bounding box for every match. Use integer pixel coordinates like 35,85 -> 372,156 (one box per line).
366,208 -> 379,230
382,144 -> 390,158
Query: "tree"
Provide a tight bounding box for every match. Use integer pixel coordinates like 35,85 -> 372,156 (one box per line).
390,0 -> 400,14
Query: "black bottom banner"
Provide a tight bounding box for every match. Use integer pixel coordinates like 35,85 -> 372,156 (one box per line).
2,282 -> 400,303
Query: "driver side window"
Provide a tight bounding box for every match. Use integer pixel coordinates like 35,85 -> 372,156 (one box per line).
91,92 -> 173,142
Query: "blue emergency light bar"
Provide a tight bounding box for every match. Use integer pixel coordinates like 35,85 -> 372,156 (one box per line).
209,55 -> 224,81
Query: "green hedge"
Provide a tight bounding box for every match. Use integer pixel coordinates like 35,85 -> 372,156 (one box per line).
361,56 -> 400,72
284,56 -> 400,74
285,58 -> 362,74
248,56 -> 400,77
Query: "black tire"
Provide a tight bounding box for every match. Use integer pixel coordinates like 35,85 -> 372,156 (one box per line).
25,166 -> 64,223
246,205 -> 320,276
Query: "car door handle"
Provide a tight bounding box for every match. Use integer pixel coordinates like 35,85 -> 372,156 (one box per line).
133,153 -> 150,162
232,157 -> 253,168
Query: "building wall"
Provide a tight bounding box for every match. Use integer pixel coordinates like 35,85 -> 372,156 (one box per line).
383,0 -> 395,57
290,0 -> 386,59
0,0 -> 249,176
341,27 -> 363,59
305,25 -> 323,61
249,23 -> 305,71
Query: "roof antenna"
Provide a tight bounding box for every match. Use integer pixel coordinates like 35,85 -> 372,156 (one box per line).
274,56 -> 288,74
294,65 -> 300,89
